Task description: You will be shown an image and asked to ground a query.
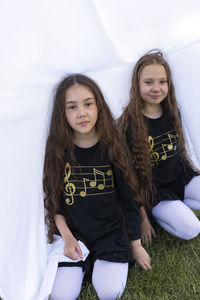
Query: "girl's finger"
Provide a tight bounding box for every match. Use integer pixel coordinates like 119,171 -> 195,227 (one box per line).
141,235 -> 145,243
152,227 -> 157,237
146,254 -> 151,263
142,263 -> 150,270
65,249 -> 78,260
143,260 -> 152,270
147,233 -> 152,244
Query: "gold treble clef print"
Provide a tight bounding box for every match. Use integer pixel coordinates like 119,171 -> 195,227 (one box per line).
148,136 -> 159,166
64,163 -> 76,205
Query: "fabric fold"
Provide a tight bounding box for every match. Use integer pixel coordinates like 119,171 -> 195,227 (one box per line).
36,235 -> 89,300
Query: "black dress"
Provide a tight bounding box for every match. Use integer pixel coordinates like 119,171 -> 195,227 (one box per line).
144,111 -> 197,205
57,142 -> 140,271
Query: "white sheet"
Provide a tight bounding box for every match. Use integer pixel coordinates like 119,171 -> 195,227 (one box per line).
37,235 -> 89,299
0,1 -> 200,299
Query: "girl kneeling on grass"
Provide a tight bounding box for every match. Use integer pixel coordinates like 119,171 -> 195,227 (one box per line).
118,50 -> 200,245
43,74 -> 151,300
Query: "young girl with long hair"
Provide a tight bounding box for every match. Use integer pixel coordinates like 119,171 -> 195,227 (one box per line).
43,74 -> 151,300
118,50 -> 200,245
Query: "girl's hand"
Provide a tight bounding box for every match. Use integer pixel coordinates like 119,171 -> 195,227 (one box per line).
130,239 -> 152,270
139,207 -> 156,245
54,214 -> 83,260
141,216 -> 156,245
63,234 -> 83,260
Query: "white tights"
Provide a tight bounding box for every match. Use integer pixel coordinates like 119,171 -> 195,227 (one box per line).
50,259 -> 128,300
152,176 -> 200,240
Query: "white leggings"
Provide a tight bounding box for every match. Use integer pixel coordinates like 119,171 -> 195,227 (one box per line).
152,176 -> 200,240
50,259 -> 128,300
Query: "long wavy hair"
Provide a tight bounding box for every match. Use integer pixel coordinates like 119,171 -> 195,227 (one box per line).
118,50 -> 198,208
43,74 -> 140,242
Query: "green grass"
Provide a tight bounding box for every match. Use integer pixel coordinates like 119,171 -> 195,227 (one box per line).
1,212 -> 199,300
78,211 -> 200,300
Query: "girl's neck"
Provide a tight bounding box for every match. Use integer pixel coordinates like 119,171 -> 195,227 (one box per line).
141,104 -> 163,119
73,132 -> 99,148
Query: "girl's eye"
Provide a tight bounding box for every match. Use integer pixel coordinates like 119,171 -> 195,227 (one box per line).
85,102 -> 93,107
161,80 -> 167,84
66,105 -> 76,110
145,81 -> 151,85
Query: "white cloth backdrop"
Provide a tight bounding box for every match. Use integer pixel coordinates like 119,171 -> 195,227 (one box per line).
0,0 -> 200,299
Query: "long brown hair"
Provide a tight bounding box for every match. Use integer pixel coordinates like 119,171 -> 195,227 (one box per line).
43,74 -> 139,242
118,50 -> 198,208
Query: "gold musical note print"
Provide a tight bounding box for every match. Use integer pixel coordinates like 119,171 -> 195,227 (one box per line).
107,169 -> 114,187
64,163 -> 76,205
63,163 -> 115,205
80,177 -> 90,197
167,133 -> 178,150
161,144 -> 168,160
90,168 -> 105,190
148,130 -> 179,168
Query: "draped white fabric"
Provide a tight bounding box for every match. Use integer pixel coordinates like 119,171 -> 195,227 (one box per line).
0,1 -> 200,299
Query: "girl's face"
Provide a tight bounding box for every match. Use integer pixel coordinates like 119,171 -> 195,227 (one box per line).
65,84 -> 98,139
139,64 -> 168,107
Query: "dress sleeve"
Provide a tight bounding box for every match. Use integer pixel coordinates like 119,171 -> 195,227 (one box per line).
56,194 -> 66,216
113,166 -> 140,241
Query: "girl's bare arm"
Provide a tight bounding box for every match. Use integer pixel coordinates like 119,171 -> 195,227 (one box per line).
54,214 -> 82,260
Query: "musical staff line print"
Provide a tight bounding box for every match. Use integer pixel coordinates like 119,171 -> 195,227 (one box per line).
63,163 -> 115,204
148,130 -> 178,167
